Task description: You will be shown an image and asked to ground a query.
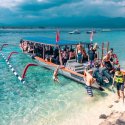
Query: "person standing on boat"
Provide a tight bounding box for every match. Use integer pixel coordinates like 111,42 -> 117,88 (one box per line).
112,67 -> 125,103
69,49 -> 75,60
87,45 -> 95,68
82,47 -> 88,62
76,42 -> 83,63
53,65 -> 60,83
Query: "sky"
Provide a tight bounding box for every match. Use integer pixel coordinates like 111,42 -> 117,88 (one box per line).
0,0 -> 125,27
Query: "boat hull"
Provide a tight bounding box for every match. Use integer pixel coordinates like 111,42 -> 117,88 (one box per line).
34,56 -> 102,90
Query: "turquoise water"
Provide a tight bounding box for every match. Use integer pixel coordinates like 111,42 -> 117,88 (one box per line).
0,29 -> 125,125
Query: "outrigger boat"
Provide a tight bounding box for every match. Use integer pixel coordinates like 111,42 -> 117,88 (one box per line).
20,37 -> 125,90
68,29 -> 81,34
20,36 -> 102,91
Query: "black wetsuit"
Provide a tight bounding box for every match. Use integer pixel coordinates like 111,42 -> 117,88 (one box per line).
92,67 -> 103,86
99,67 -> 113,82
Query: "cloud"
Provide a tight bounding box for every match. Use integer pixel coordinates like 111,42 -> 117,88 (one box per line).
0,0 -> 24,9
0,0 -> 125,26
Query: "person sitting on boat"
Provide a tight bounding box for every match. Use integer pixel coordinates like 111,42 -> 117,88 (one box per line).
62,50 -> 69,65
109,48 -> 119,66
102,51 -> 114,74
112,67 -> 125,103
49,46 -> 54,55
87,45 -> 95,68
27,43 -> 34,53
53,65 -> 60,83
92,62 -> 106,86
23,41 -> 28,52
69,49 -> 75,60
76,43 -> 83,63
45,46 -> 52,61
19,40 -> 23,50
99,62 -> 113,83
53,47 -> 59,64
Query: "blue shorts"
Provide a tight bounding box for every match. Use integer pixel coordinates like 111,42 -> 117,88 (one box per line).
116,83 -> 124,91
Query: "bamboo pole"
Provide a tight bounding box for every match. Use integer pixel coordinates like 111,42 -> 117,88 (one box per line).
106,42 -> 109,53
101,42 -> 104,60
43,44 -> 45,59
58,46 -> 63,65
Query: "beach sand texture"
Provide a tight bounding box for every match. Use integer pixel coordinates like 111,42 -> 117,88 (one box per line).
51,91 -> 125,125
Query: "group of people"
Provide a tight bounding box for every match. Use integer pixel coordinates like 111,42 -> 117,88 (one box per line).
20,40 -> 124,102
84,48 -> 124,102
20,40 -> 77,65
20,40 -> 99,67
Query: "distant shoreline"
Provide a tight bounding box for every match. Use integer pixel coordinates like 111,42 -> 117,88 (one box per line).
0,27 -> 125,31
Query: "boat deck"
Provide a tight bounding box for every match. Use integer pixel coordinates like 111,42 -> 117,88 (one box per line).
66,59 -> 88,73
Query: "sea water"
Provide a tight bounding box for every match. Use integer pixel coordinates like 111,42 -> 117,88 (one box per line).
0,28 -> 125,125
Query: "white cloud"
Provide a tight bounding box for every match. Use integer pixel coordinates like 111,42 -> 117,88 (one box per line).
0,0 -> 24,9
0,0 -> 125,25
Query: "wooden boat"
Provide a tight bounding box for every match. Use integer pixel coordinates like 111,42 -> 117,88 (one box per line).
20,36 -> 125,93
68,29 -> 81,34
86,30 -> 96,34
20,36 -> 105,90
101,29 -> 112,32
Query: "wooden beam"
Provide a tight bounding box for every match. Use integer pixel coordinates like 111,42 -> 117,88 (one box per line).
106,42 -> 109,53
101,42 -> 104,60
43,44 -> 45,59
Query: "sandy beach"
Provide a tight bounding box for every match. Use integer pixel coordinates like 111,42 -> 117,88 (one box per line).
58,90 -> 125,125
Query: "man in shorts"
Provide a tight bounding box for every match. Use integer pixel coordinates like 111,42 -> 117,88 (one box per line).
112,67 -> 125,103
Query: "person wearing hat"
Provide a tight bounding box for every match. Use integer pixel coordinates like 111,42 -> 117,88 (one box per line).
112,67 -> 124,103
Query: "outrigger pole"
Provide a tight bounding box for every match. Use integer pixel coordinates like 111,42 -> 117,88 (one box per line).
22,63 -> 38,79
0,44 -> 37,83
0,44 -> 8,51
8,52 -> 18,61
0,51 -> 25,83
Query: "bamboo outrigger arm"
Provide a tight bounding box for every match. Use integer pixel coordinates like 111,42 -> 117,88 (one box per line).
0,44 -> 8,51
8,52 -> 18,61
22,63 -> 38,79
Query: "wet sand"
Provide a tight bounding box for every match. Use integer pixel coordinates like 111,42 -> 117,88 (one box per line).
58,90 -> 125,125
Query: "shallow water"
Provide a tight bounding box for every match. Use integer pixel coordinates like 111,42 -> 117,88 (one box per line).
0,28 -> 125,125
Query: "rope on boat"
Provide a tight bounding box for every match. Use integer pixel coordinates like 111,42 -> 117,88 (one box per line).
0,52 -> 25,84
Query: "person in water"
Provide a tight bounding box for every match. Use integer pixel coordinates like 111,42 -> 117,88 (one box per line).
112,67 -> 125,103
84,69 -> 96,97
53,65 -> 60,83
